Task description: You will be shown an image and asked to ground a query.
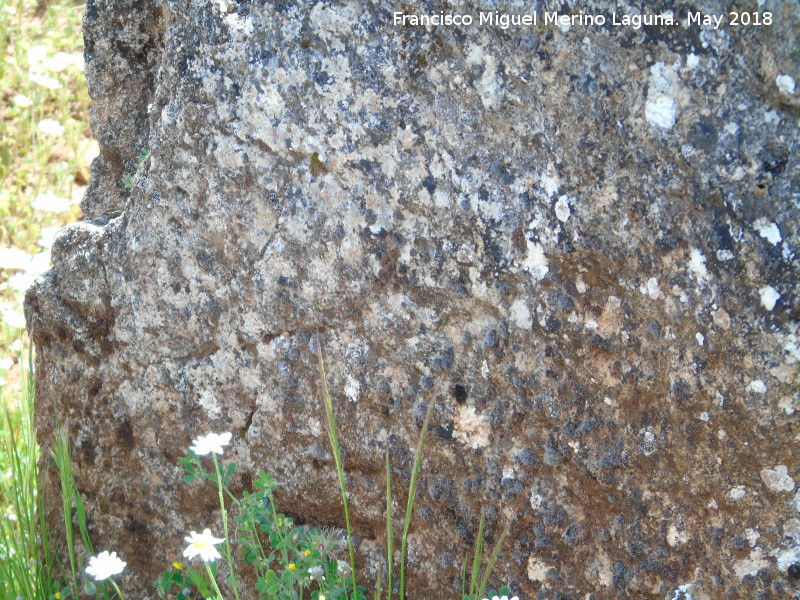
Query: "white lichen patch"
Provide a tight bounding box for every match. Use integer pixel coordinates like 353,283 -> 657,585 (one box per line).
465,44 -> 502,109
776,547 -> 800,572
688,247 -> 708,281
644,61 -> 680,131
646,277 -> 662,299
760,465 -> 795,492
759,285 -> 780,311
726,485 -> 746,502
745,528 -> 761,547
527,556 -> 554,582
754,218 -> 782,245
521,240 -> 549,280
695,332 -> 705,346
667,524 -> 688,547
540,172 -> 559,197
645,95 -> 676,129
776,74 -> 796,95
198,389 -> 222,419
670,583 -> 693,600
733,548 -> 769,579
778,396 -> 796,415
453,405 -> 490,449
509,299 -> 533,330
344,374 -> 360,402
554,195 -> 571,222
747,379 -> 767,394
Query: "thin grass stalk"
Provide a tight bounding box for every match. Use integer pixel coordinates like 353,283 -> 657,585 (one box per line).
476,523 -> 510,600
398,396 -> 435,600
212,453 -> 241,600
315,335 -> 357,599
53,429 -> 79,598
468,512 -> 485,599
75,490 -> 93,557
373,562 -> 382,600
385,448 -> 394,600
0,406 -> 36,599
461,555 -> 468,600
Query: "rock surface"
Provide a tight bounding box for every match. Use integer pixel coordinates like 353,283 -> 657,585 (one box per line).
26,1 -> 799,598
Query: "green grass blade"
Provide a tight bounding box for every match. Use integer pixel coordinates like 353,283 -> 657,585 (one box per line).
315,335 -> 357,599
468,512 -> 485,599
53,429 -> 79,598
373,561 -> 382,600
398,396 -> 434,600
476,523 -> 509,600
385,448 -> 393,600
461,554 -> 467,600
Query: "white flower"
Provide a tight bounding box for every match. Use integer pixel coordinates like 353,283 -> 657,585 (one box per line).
32,193 -> 71,212
37,119 -> 65,136
0,358 -> 13,370
189,432 -> 232,455
7,273 -> 36,293
28,251 -> 51,275
12,94 -> 33,108
2,310 -> 25,329
38,227 -> 60,249
27,46 -> 49,66
28,71 -> 61,90
183,529 -> 225,562
86,551 -> 126,581
0,247 -> 33,270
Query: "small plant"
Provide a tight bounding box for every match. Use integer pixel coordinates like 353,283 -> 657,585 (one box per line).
165,430 -> 364,600
122,147 -> 150,190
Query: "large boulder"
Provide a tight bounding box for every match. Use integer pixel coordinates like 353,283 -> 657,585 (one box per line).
26,1 -> 799,598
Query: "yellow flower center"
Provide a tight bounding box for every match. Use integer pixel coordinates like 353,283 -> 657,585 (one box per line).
193,540 -> 209,549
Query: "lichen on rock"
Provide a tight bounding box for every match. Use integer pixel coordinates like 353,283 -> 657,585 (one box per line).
25,1 -> 799,598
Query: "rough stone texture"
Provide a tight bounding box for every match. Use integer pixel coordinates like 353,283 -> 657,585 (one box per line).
25,1 -> 800,598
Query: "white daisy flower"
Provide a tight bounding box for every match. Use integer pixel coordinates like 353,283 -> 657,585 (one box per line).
7,273 -> 36,293
0,248 -> 33,270
183,529 -> 225,562
12,94 -> 33,108
37,119 -> 65,136
189,432 -> 232,456
29,71 -> 61,90
86,551 -> 126,581
32,193 -> 71,212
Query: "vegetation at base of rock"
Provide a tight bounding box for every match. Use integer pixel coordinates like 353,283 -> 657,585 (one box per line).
1,2 -> 91,593
155,346 -> 514,599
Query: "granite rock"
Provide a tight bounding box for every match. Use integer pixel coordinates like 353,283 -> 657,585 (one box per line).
26,1 -> 799,598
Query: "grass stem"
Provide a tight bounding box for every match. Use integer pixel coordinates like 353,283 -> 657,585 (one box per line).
315,334 -> 358,599
398,396 -> 435,600
212,453 -> 241,600
385,449 -> 393,600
